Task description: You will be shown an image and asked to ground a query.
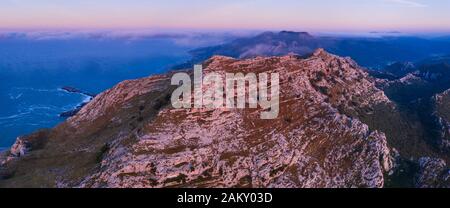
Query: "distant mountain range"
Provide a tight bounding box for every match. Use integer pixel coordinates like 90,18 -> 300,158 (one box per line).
187,31 -> 450,68
373,58 -> 450,102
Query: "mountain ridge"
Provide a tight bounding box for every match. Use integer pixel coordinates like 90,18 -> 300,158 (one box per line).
1,49 -> 448,188
187,31 -> 450,68
0,49 -> 396,187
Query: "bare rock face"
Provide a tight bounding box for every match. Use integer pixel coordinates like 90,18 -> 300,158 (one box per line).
1,130 -> 49,165
434,89 -> 450,150
1,49 -> 395,188
9,137 -> 28,158
415,157 -> 450,188
74,49 -> 393,188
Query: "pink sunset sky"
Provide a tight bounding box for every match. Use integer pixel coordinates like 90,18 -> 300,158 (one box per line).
0,0 -> 449,33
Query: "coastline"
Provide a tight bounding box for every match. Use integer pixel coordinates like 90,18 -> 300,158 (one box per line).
0,87 -> 90,159
59,87 -> 95,118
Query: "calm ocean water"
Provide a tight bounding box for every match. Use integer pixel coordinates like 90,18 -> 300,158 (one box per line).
0,36 -> 195,148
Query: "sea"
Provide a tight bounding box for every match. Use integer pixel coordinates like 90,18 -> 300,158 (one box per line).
0,33 -> 211,148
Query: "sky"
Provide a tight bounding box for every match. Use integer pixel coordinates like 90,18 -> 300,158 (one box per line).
0,0 -> 449,33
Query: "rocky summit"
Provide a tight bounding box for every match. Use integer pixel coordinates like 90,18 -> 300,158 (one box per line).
1,49 -> 447,188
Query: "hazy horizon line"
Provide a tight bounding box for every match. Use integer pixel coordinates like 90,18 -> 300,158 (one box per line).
1,27 -> 450,38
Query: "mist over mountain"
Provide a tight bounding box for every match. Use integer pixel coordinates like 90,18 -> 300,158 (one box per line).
189,31 -> 450,68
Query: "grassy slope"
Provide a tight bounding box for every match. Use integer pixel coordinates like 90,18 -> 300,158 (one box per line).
0,82 -> 174,187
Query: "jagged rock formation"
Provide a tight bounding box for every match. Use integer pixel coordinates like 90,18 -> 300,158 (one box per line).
382,62 -> 417,78
415,157 -> 449,188
0,49 -> 405,188
368,59 -> 450,187
433,89 -> 450,150
0,130 -> 50,166
377,60 -> 450,156
77,50 -> 394,188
